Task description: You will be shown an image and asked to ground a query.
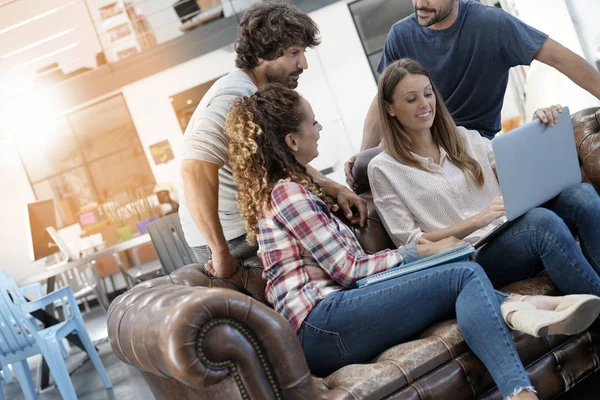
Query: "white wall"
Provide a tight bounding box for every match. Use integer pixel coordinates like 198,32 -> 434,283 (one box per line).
512,0 -> 600,119
566,0 -> 600,67
310,2 -> 377,164
0,139 -> 39,282
121,47 -> 237,188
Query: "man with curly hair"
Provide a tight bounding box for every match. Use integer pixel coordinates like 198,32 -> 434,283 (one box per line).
179,2 -> 367,278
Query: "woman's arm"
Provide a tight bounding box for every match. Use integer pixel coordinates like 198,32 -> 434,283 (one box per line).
368,163 -> 424,246
420,210 -> 491,241
270,182 -> 414,288
406,197 -> 504,242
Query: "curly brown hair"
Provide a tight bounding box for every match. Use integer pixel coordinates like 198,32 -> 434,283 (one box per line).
226,83 -> 336,243
234,2 -> 320,70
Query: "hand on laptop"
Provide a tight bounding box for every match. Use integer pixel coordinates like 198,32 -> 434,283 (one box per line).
474,196 -> 506,229
416,236 -> 465,258
533,104 -> 562,127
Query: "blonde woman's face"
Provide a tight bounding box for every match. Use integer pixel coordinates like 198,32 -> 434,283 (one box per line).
386,73 -> 436,135
286,97 -> 322,165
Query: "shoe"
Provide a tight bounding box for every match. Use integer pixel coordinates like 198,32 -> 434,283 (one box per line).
501,294 -> 600,337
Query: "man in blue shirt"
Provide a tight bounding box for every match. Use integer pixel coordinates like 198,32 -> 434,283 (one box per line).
345,0 -> 600,188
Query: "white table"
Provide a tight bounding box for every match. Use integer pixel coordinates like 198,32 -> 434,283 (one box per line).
18,234 -> 153,286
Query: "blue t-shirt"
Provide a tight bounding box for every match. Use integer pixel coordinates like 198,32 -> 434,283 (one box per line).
377,0 -> 548,138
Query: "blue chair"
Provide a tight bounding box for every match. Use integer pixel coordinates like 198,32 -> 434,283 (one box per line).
0,271 -> 112,399
1,282 -> 46,394
0,282 -> 70,390
0,365 -> 12,384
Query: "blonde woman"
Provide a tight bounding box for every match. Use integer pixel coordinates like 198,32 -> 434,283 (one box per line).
369,58 -> 600,303
223,83 -> 600,400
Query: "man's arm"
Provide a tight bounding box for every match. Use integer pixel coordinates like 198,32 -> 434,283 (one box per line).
535,38 -> 600,100
181,159 -> 238,277
361,95 -> 384,151
344,95 -> 383,189
306,165 -> 367,227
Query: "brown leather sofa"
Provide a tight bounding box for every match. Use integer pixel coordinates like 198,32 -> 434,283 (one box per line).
107,107 -> 600,400
573,106 -> 600,192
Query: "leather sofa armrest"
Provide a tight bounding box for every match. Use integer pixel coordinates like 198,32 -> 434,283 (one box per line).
107,285 -> 316,399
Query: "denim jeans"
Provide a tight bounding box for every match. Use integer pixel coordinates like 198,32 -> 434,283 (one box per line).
192,234 -> 259,265
298,261 -> 532,399
476,184 -> 600,296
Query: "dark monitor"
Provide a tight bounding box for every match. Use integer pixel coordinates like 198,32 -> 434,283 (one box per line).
26,199 -> 59,261
174,0 -> 201,24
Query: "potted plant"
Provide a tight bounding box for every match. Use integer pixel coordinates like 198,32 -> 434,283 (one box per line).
129,186 -> 158,235
105,201 -> 133,241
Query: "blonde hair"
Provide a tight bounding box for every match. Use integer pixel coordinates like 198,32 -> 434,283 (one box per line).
226,83 -> 337,243
378,59 -> 484,187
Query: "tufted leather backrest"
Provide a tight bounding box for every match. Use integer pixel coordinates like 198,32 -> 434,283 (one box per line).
572,106 -> 600,191
134,256 -> 268,304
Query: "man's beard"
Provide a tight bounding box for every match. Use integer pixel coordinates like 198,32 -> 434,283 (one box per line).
414,0 -> 455,27
265,65 -> 302,89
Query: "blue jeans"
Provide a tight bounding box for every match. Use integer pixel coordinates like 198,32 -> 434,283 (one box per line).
476,184 -> 600,296
298,262 -> 532,398
192,234 -> 259,265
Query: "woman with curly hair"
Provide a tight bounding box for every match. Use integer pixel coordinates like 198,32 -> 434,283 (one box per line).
180,2 -> 367,279
225,83 -> 600,400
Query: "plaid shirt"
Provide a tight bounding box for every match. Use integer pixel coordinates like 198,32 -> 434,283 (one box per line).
258,181 -> 413,332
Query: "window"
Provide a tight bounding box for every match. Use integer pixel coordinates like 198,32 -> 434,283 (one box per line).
17,94 -> 155,227
170,76 -> 223,133
348,0 -> 415,79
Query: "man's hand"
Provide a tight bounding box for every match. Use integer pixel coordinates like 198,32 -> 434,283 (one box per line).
337,187 -> 367,228
205,250 -> 238,278
416,237 -> 465,258
344,155 -> 359,191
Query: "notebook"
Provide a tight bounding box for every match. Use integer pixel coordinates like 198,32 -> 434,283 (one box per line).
356,243 -> 475,288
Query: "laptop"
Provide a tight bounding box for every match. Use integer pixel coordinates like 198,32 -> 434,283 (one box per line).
473,106 -> 581,249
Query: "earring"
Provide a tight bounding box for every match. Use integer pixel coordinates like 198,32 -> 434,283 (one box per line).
390,113 -> 395,117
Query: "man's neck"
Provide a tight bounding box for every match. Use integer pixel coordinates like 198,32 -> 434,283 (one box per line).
243,68 -> 266,87
428,0 -> 460,31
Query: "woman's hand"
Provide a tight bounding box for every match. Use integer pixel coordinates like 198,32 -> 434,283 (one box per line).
416,236 -> 465,258
474,196 -> 505,229
532,104 -> 562,127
